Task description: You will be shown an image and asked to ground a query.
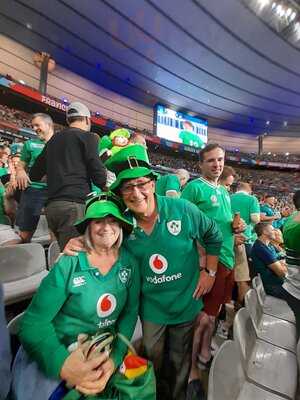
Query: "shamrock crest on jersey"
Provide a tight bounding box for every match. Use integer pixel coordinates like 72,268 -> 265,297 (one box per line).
97,293 -> 117,317
119,267 -> 131,284
149,254 -> 168,274
167,220 -> 181,236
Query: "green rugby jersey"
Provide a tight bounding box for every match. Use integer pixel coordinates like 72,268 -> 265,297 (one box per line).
178,131 -> 204,148
19,249 -> 140,378
231,191 -> 260,244
182,177 -> 234,269
124,195 -> 222,325
20,139 -> 47,189
155,174 -> 181,196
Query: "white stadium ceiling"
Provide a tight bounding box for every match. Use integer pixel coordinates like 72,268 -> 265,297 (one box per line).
1,0 -> 300,136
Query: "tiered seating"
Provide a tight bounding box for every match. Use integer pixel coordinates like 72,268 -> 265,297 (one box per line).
1,243 -> 48,305
245,289 -> 297,353
208,275 -> 299,400
253,274 -> 295,324
208,340 -> 287,400
31,215 -> 51,246
233,308 -> 297,400
47,240 -> 60,269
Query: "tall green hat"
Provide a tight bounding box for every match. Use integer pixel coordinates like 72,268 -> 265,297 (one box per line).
74,192 -> 133,234
105,144 -> 157,192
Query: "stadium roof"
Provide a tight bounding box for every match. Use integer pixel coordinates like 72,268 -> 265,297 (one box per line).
2,0 -> 300,136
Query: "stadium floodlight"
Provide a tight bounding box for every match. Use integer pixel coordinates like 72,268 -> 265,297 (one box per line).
258,0 -> 270,6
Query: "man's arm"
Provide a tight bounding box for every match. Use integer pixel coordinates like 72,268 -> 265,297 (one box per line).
268,260 -> 287,278
84,134 -> 107,190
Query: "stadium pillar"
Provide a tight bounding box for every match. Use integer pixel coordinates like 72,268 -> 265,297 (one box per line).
258,135 -> 263,155
39,53 -> 50,95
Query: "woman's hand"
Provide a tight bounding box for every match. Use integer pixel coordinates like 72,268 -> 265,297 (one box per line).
60,347 -> 108,388
75,358 -> 115,395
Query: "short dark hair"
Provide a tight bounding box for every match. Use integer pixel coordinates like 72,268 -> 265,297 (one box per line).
293,190 -> 300,210
265,194 -> 275,199
199,143 -> 225,162
220,166 -> 236,180
67,116 -> 86,125
254,222 -> 271,237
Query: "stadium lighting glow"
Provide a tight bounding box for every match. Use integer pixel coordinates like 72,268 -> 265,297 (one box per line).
258,0 -> 270,6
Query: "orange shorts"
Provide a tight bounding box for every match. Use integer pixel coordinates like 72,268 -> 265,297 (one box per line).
203,262 -> 235,317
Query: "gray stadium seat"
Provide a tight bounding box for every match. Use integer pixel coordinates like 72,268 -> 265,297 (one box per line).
208,340 -> 286,400
245,288 -> 297,353
234,308 -> 297,400
253,275 -> 295,324
47,240 -> 61,269
1,243 -> 48,305
31,215 -> 51,246
7,312 -> 24,336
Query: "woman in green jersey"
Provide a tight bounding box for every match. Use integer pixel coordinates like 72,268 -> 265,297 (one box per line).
12,193 -> 141,399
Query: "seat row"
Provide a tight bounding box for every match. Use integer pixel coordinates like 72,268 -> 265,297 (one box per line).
1,241 -> 60,305
208,275 -> 299,400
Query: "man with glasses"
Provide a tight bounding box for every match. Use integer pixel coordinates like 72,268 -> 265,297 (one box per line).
65,144 -> 223,400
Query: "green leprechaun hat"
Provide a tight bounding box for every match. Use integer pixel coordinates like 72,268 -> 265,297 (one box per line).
105,144 -> 158,192
109,128 -> 131,140
74,192 -> 133,234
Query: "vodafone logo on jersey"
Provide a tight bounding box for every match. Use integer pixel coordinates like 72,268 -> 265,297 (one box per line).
149,254 -> 168,274
97,293 -> 117,318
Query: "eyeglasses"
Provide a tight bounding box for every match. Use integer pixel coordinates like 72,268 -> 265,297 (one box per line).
120,179 -> 152,195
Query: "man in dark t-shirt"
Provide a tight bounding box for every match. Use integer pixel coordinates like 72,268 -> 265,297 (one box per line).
30,102 -> 107,250
251,222 -> 287,298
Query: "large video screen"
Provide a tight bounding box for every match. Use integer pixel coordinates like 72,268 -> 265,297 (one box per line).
155,105 -> 208,148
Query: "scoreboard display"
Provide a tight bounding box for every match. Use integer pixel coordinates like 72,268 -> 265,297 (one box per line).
154,105 -> 208,148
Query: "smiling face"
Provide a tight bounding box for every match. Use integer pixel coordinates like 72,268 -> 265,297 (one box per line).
89,217 -> 121,249
201,147 -> 225,182
31,116 -> 51,141
120,177 -> 156,216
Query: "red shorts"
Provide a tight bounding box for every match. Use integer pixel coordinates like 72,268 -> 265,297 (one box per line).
203,262 -> 235,317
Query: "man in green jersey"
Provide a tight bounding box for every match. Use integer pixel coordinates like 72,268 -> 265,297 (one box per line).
15,113 -> 54,242
65,144 -> 223,400
231,182 -> 260,304
155,169 -> 190,197
178,121 -> 204,148
182,143 -> 244,375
